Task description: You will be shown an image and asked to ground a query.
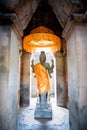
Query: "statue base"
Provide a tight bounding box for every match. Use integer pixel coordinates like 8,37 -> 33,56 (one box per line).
34,103 -> 52,119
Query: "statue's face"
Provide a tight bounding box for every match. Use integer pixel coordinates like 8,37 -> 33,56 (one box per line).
39,51 -> 46,63
40,57 -> 46,63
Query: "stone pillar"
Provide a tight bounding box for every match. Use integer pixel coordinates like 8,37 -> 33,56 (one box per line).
62,13 -> 87,130
0,13 -> 23,130
55,51 -> 67,108
20,51 -> 31,107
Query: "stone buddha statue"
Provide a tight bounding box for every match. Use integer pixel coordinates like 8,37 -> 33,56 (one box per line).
31,51 -> 54,100
31,51 -> 54,118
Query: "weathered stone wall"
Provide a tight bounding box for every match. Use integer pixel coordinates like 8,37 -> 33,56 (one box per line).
66,28 -> 79,130
8,28 -> 21,130
63,14 -> 87,130
0,23 -> 21,130
48,0 -> 73,27
20,51 -> 30,107
0,25 -> 10,130
75,25 -> 87,130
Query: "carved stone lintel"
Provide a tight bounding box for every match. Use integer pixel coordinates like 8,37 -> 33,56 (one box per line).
62,13 -> 87,39
0,13 -> 23,37
71,13 -> 87,23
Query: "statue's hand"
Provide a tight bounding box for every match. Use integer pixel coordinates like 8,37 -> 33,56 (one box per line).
51,59 -> 54,64
32,59 -> 34,64
50,75 -> 52,78
51,59 -> 54,73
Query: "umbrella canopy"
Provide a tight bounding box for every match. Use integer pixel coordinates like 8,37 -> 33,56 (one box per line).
23,26 -> 61,53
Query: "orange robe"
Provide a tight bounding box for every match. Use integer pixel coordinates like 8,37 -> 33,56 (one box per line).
34,63 -> 50,94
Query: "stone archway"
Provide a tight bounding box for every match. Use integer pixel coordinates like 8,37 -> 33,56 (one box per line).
20,26 -> 66,107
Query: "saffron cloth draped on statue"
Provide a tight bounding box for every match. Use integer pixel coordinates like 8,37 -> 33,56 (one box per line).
34,63 -> 50,94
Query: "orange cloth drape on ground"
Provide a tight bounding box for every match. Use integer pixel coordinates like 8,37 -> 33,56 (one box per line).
34,63 -> 50,94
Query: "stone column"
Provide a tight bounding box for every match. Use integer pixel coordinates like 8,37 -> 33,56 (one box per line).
55,51 -> 67,108
62,13 -> 87,130
0,13 -> 23,130
20,51 -> 31,107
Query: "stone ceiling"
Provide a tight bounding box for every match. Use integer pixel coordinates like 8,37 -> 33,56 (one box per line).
16,0 -> 71,29
23,1 -> 63,37
0,0 -> 87,33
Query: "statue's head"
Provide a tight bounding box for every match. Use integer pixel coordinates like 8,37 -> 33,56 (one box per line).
39,51 -> 46,63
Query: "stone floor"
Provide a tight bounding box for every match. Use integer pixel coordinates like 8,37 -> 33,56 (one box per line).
17,98 -> 69,130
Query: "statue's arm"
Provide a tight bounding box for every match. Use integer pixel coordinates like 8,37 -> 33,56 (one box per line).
48,68 -> 52,78
47,60 -> 54,78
